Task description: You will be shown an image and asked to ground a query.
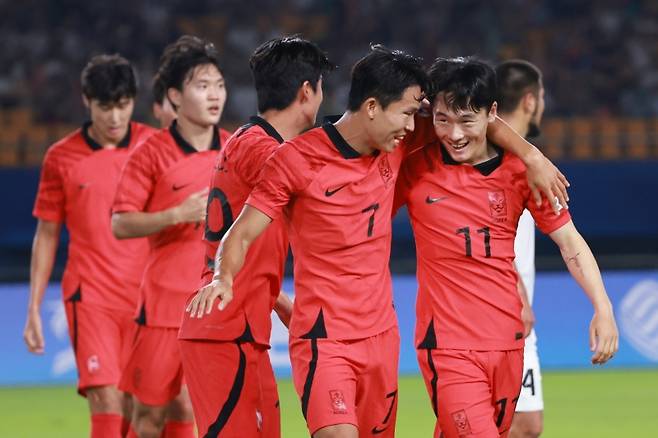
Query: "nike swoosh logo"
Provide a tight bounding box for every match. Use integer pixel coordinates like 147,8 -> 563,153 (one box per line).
425,195 -> 448,204
325,184 -> 347,197
372,426 -> 390,434
172,182 -> 193,191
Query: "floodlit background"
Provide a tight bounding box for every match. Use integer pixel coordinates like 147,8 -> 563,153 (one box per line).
1,1 -> 657,436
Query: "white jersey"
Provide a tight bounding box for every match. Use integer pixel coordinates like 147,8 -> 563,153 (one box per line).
514,208 -> 537,346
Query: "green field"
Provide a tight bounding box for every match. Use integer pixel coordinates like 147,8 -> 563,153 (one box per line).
1,370 -> 656,437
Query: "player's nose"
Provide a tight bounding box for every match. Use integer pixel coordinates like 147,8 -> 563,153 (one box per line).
405,115 -> 415,132
449,124 -> 464,141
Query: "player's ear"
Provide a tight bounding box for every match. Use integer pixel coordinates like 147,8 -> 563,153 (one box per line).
167,88 -> 182,112
299,80 -> 313,104
364,97 -> 378,120
523,92 -> 536,115
488,101 -> 498,123
82,95 -> 90,110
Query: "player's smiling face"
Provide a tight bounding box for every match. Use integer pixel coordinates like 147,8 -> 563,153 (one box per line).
369,85 -> 422,153
432,92 -> 496,165
85,96 -> 134,146
171,63 -> 226,127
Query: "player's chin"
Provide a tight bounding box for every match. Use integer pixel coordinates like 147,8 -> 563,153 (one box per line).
204,114 -> 221,126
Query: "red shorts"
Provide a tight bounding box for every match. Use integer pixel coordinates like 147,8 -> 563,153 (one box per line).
417,348 -> 524,438
289,327 -> 400,436
179,340 -> 279,437
119,325 -> 185,406
64,296 -> 136,396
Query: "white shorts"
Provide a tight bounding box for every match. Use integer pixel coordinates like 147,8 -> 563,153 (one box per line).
515,343 -> 544,412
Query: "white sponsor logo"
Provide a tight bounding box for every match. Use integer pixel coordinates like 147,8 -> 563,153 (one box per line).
619,279 -> 658,362
87,355 -> 100,373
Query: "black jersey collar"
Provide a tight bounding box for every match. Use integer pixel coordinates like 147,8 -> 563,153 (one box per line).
243,115 -> 285,144
321,116 -> 362,159
440,142 -> 504,176
169,120 -> 220,154
82,121 -> 132,151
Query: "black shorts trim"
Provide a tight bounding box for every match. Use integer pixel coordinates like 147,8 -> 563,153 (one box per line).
203,342 -> 247,438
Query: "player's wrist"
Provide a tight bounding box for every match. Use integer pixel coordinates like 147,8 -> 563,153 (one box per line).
167,206 -> 181,226
522,145 -> 543,168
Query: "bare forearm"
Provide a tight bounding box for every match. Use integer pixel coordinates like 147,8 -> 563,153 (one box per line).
112,209 -> 178,239
487,116 -> 541,164
213,230 -> 250,285
560,234 -> 612,312
28,222 -> 61,313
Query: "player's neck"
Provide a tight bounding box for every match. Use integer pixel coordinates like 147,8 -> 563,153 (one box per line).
175,116 -> 214,151
469,142 -> 499,165
499,111 -> 529,138
259,108 -> 309,141
87,123 -> 125,149
333,112 -> 376,156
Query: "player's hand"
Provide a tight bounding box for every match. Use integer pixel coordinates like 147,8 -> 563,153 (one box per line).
521,301 -> 535,338
273,291 -> 293,329
173,188 -> 209,224
24,311 -> 45,354
589,310 -> 619,365
185,278 -> 234,318
525,150 -> 570,215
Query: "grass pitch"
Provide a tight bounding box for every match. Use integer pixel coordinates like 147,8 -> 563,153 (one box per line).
0,369 -> 656,437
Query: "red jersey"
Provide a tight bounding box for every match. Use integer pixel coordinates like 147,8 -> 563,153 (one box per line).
112,122 -> 230,328
33,121 -> 156,311
179,116 -> 288,346
246,120 -> 403,340
395,141 -> 571,351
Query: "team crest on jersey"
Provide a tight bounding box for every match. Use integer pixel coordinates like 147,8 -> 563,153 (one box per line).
87,355 -> 100,373
488,190 -> 507,221
378,155 -> 393,186
451,409 -> 472,435
329,390 -> 348,414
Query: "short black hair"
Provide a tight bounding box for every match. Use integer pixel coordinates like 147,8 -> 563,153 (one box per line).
152,78 -> 166,105
153,35 -> 222,105
249,36 -> 334,113
495,60 -> 542,113
427,57 -> 497,113
81,54 -> 137,104
347,44 -> 427,112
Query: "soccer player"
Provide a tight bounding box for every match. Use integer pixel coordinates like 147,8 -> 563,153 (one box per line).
111,35 -> 230,438
178,36 -> 333,438
395,57 -> 618,438
496,59 -> 546,438
24,54 -> 156,438
188,45 -> 568,438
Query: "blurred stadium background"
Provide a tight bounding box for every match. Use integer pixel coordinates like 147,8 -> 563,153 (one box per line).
1,0 -> 657,436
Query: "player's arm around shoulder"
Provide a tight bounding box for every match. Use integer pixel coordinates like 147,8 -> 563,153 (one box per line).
487,116 -> 570,213
186,205 -> 273,318
548,221 -> 619,365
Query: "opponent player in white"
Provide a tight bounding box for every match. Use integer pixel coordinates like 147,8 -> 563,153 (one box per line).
496,59 -> 547,438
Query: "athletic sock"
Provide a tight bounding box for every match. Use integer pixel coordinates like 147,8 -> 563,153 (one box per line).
91,413 -> 123,438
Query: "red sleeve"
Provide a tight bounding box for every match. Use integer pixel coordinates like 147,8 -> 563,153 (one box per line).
526,192 -> 572,235
246,143 -> 314,220
112,141 -> 157,213
393,153 -> 414,216
401,113 -> 435,157
32,148 -> 65,223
